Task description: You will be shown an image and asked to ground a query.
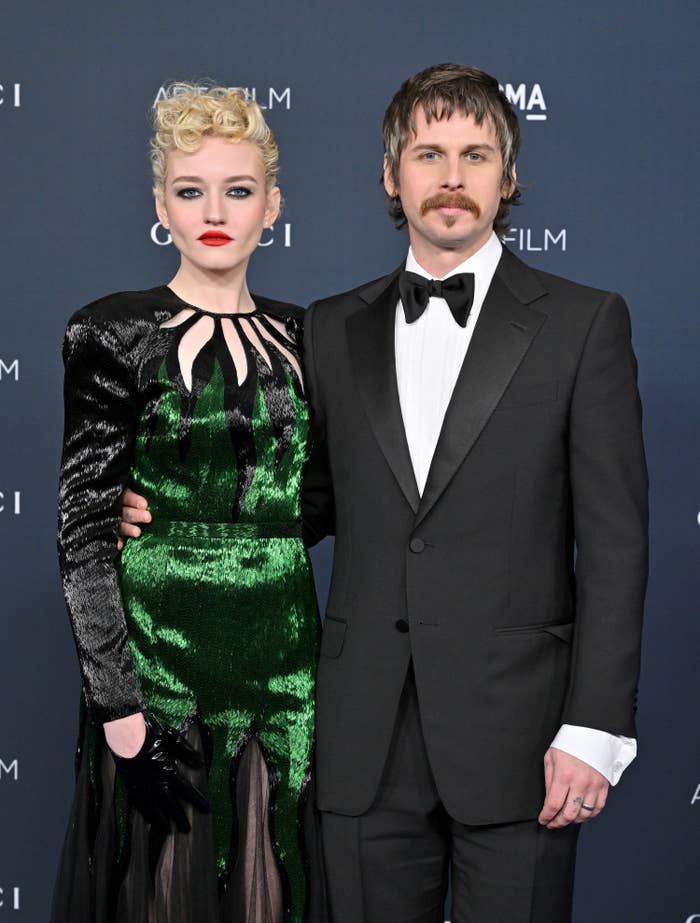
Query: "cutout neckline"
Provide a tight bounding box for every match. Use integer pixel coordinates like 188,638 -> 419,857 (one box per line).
162,285 -> 260,318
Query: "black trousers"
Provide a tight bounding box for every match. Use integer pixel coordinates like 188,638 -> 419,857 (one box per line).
320,666 -> 579,923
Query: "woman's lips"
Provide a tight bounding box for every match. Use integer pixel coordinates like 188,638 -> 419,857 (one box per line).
198,232 -> 233,247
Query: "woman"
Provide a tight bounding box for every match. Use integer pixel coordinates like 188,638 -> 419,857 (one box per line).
53,83 -> 325,923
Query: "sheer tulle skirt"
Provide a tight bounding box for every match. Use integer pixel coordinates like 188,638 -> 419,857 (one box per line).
51,716 -> 328,923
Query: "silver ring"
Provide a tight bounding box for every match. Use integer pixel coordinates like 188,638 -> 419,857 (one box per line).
581,803 -> 595,812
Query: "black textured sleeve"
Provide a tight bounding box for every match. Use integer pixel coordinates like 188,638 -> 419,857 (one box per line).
301,301 -> 335,547
58,313 -> 145,724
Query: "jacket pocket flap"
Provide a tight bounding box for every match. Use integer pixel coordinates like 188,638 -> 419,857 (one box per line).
495,620 -> 575,642
321,616 -> 347,658
542,621 -> 575,643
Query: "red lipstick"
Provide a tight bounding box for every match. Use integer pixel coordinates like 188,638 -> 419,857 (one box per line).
199,231 -> 233,246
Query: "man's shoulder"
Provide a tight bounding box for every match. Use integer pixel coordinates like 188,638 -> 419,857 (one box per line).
504,249 -> 615,309
309,268 -> 401,316
532,267 -> 611,304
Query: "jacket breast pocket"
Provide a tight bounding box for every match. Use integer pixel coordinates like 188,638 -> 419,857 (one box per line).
320,615 -> 347,658
495,380 -> 559,411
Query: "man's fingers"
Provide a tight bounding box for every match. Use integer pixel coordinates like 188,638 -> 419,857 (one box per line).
587,782 -> 608,819
597,785 -> 608,813
538,781 -> 569,825
547,793 -> 585,829
122,488 -> 149,510
549,776 -> 609,827
118,522 -> 142,540
117,489 -> 151,550
541,749 -> 610,828
122,506 -> 152,526
543,750 -> 554,792
574,794 -> 598,823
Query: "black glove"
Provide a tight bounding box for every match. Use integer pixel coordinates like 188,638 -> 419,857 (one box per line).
111,711 -> 210,833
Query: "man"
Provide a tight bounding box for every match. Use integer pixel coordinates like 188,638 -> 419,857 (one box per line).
122,64 -> 647,921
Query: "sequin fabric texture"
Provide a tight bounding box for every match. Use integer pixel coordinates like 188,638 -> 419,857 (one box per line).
53,287 -> 322,923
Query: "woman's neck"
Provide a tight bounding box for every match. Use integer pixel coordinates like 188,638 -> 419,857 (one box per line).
166,263 -> 255,314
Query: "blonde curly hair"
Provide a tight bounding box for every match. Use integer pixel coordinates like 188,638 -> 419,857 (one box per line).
150,82 -> 279,191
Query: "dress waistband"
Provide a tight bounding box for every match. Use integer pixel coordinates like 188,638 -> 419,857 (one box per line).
145,519 -> 303,540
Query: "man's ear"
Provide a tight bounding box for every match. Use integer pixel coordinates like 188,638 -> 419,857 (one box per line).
383,154 -> 398,198
502,165 -> 517,199
154,190 -> 169,229
264,186 -> 281,229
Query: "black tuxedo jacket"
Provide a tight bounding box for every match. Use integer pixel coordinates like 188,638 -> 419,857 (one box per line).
302,247 -> 648,824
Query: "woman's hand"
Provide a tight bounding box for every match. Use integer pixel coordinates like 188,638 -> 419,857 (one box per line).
108,711 -> 210,833
104,711 -> 147,757
116,488 -> 152,551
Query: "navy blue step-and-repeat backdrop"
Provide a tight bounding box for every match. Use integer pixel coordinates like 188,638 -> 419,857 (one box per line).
1,1 -> 698,920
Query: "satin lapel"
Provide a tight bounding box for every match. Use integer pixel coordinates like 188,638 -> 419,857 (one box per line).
415,259 -> 547,528
346,270 -> 420,513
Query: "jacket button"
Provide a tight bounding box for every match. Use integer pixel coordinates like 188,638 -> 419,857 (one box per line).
409,537 -> 425,553
395,619 -> 409,633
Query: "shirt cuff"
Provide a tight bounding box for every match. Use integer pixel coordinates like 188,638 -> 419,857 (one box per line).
550,724 -> 637,785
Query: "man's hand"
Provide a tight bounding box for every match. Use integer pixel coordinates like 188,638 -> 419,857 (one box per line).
117,487 -> 151,551
538,747 -> 609,828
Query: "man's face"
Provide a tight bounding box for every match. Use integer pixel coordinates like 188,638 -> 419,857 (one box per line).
384,106 -> 514,263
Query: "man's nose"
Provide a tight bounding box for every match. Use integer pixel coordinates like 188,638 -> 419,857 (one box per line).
440,157 -> 464,189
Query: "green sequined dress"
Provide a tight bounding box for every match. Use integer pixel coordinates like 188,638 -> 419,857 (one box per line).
53,287 -> 325,923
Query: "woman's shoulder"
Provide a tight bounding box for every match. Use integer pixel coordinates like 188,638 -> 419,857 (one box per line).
252,294 -> 306,323
67,286 -> 177,330
64,288 -> 183,359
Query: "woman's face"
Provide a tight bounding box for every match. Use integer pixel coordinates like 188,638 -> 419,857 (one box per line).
155,135 -> 280,277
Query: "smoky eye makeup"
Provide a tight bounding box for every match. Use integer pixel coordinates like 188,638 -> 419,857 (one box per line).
174,187 -> 202,199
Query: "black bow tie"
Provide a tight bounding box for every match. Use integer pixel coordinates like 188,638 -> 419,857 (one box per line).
398,270 -> 475,328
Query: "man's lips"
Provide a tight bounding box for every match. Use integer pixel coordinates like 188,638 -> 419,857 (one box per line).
198,232 -> 233,246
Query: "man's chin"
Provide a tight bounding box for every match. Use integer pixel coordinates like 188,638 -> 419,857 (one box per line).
424,228 -> 485,252
424,213 -> 480,238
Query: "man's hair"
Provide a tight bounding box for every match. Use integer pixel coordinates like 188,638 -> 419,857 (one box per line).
382,63 -> 521,237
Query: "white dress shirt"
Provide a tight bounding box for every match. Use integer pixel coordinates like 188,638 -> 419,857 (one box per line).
394,232 -> 636,785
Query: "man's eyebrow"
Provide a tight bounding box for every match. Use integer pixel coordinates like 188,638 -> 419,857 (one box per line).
462,143 -> 498,153
409,144 -> 447,154
170,174 -> 259,183
408,143 -> 498,154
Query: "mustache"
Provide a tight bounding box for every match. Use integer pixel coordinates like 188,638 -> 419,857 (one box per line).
420,194 -> 480,218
